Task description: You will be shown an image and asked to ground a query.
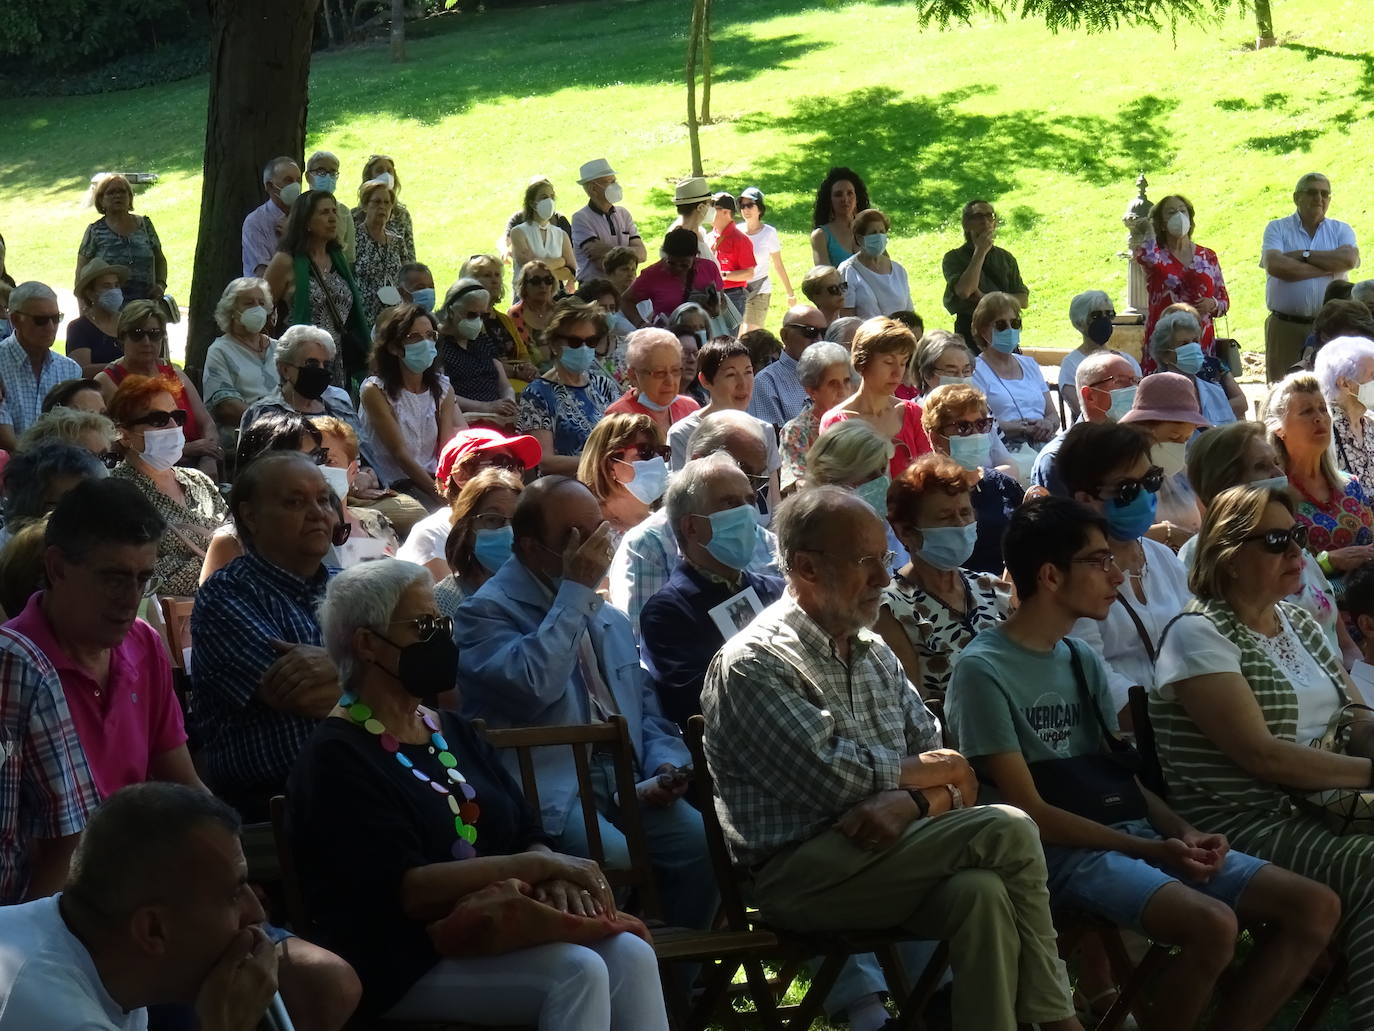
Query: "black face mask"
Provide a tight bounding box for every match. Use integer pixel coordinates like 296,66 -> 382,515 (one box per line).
1087,315 -> 1115,346
375,630 -> 459,699
293,364 -> 332,401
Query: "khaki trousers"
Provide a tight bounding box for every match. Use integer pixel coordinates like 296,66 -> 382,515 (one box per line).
1265,313 -> 1313,383
753,804 -> 1074,1031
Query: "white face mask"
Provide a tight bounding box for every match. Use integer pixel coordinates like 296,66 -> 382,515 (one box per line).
278,181 -> 302,206
1151,440 -> 1187,478
374,171 -> 395,188
139,426 -> 185,472
604,182 -> 624,205
535,197 -> 556,222
320,464 -> 351,499
1357,380 -> 1374,411
1166,210 -> 1190,237
238,305 -> 269,334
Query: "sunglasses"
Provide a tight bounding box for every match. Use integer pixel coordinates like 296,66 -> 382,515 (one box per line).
614,443 -> 671,462
97,451 -> 121,470
783,323 -> 824,339
1243,525 -> 1309,554
20,312 -> 64,327
1099,466 -> 1164,506
820,284 -> 845,296
129,409 -> 188,429
126,327 -> 166,343
739,200 -> 758,209
307,446 -> 330,466
942,416 -> 994,437
390,614 -> 454,641
526,276 -> 557,288
556,333 -> 601,349
993,318 -> 1023,332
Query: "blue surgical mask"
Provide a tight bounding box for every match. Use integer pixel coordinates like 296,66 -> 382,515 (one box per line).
403,339 -> 438,372
558,343 -> 596,374
1173,342 -> 1205,375
1106,385 -> 1137,422
409,288 -> 436,312
622,456 -> 668,505
854,474 -> 891,516
1251,474 -> 1291,493
916,523 -> 978,571
948,432 -> 991,471
861,233 -> 888,257
1105,487 -> 1157,541
473,525 -> 514,574
96,287 -> 124,313
938,375 -> 973,387
699,504 -> 758,571
637,391 -> 670,412
990,326 -> 1020,353
311,172 -> 338,194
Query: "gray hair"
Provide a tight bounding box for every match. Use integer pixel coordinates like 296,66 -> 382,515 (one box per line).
442,277 -> 491,317
1314,335 -> 1374,403
1263,372 -> 1341,490
1148,309 -> 1201,362
825,316 -> 863,346
664,452 -> 743,550
774,484 -> 867,576
306,150 -> 338,173
667,303 -> 710,332
18,409 -> 117,454
1075,349 -> 1131,393
796,342 -> 853,391
1069,289 -> 1113,333
214,277 -> 273,334
687,409 -> 765,460
318,558 -> 432,687
1351,280 -> 1374,307
8,281 -> 57,313
276,324 -> 336,366
806,420 -> 892,486
626,328 -> 680,370
914,330 -> 970,384
262,155 -> 298,185
1295,172 -> 1330,194
3,442 -> 107,525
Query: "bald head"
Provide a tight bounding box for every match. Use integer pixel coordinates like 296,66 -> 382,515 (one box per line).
780,305 -> 827,358
688,410 -> 768,475
1077,352 -> 1137,422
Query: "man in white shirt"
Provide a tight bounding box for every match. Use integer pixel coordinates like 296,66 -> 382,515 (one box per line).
0,783 -> 278,1031
1260,172 -> 1360,383
242,156 -> 302,278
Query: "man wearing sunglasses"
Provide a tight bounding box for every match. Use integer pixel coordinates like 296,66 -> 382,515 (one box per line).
747,304 -> 828,429
949,497 -> 1337,1031
0,281 -> 81,452
1030,350 -> 1139,498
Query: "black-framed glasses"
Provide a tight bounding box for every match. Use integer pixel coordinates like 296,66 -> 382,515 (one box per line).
1071,551 -> 1121,573
943,416 -> 994,437
128,409 -> 188,429
526,275 -> 557,288
993,317 -> 1023,332
126,327 -> 166,343
783,323 -> 823,339
555,332 -> 601,349
614,443 -> 671,462
97,451 -> 121,470
1243,525 -> 1309,554
390,614 -> 454,641
739,200 -> 758,209
1301,189 -> 1331,198
1098,466 -> 1164,506
20,312 -> 65,327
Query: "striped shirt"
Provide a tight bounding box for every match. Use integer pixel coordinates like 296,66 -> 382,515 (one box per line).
0,337 -> 82,434
701,593 -> 941,868
0,629 -> 99,903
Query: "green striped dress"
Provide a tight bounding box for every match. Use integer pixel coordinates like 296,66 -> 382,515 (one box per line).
1153,598 -> 1374,1029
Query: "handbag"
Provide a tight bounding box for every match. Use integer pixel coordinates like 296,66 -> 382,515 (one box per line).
1299,702 -> 1374,835
1020,640 -> 1149,826
427,877 -> 652,958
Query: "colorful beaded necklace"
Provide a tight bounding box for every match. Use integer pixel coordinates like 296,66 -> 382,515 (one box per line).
340,691 -> 480,859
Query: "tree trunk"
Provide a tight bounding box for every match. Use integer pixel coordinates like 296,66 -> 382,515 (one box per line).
390,0 -> 406,61
685,0 -> 704,177
700,0 -> 713,124
321,0 -> 338,47
186,0 -> 322,380
1254,0 -> 1275,47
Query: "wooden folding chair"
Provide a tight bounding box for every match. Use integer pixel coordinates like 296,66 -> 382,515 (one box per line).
685,716 -> 951,1031
475,716 -> 781,1031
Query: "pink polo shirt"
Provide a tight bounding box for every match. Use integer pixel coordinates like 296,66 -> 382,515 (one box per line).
5,593 -> 186,798
605,390 -> 700,434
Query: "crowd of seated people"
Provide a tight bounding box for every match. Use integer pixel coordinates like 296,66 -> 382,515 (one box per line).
3,155 -> 1374,1031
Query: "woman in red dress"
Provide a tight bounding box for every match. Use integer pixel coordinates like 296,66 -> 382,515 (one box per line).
1135,193 -> 1230,374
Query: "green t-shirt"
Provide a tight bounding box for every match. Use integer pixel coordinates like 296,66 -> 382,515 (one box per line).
947,626 -> 1117,763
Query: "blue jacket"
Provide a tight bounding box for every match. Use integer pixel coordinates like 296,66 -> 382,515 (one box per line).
454,558 -> 690,834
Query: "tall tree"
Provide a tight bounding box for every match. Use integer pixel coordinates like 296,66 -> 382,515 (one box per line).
685,0 -> 705,177
390,0 -> 407,61
913,0 -> 1275,43
186,0 -> 322,378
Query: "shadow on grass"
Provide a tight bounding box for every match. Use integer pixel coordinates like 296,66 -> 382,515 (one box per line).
1283,42 -> 1374,102
716,85 -> 1179,235
1243,127 -> 1323,153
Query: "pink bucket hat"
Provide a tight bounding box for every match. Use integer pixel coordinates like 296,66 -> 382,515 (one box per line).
1119,372 -> 1210,427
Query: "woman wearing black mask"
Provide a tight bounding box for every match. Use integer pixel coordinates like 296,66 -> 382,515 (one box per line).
1057,289 -> 1141,422
288,559 -> 667,1028
238,325 -> 360,437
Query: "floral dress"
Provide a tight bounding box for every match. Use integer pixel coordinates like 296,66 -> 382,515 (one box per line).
353,226 -> 405,324
78,216 -> 163,300
1291,473 -> 1374,555
111,464 -> 228,597
517,371 -> 620,457
1135,239 -> 1230,374
779,403 -> 821,491
1331,405 -> 1374,489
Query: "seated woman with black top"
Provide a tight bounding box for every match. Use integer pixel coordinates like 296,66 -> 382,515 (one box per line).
287,558 -> 669,1028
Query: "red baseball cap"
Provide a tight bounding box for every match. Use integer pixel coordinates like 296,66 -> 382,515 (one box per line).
435,428 -> 542,490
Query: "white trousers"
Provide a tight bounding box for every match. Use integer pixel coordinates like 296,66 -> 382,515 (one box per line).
383,932 -> 669,1030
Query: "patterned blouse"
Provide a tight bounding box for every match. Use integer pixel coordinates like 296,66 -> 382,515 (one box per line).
439,334 -> 502,403
1331,404 -> 1374,489
111,463 -> 228,598
78,216 -> 163,300
517,371 -> 620,456
507,301 -> 553,368
353,203 -> 415,264
880,568 -> 1011,703
779,403 -> 821,492
1134,239 -> 1230,374
352,225 -> 404,324
1291,472 -> 1374,555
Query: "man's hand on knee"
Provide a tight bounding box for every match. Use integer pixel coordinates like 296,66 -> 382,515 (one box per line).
836,789 -> 921,852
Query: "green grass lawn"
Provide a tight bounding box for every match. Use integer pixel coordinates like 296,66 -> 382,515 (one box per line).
1,0 -> 1370,363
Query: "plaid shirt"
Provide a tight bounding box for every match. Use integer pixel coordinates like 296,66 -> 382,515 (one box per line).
190,551 -> 333,800
0,336 -> 82,434
0,628 -> 99,903
747,350 -> 809,429
701,593 -> 941,868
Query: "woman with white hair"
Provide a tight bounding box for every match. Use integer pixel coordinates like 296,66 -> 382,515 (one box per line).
1315,334 -> 1374,486
202,276 -> 278,427
779,341 -> 853,492
17,406 -> 117,461
604,329 -> 700,434
459,254 -> 539,388
1149,308 -> 1238,426
436,279 -> 518,428
1059,290 -> 1141,421
238,323 -> 361,439
289,558 -> 667,1028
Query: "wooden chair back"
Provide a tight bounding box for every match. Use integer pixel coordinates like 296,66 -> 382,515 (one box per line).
685,715 -> 753,933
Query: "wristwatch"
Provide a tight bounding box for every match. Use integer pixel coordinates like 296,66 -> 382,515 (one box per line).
907,788 -> 931,818
1302,249 -> 1312,263
945,783 -> 965,810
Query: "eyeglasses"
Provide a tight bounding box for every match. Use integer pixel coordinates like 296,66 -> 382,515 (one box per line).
820,284 -> 846,296
1071,551 -> 1121,573
1242,525 -> 1309,554
471,512 -> 512,532
97,451 -> 121,470
20,312 -> 64,327
128,409 -> 188,429
966,210 -> 997,222
614,443 -> 671,462
803,549 -> 896,572
1089,309 -> 1117,321
640,367 -> 682,381
126,327 -> 166,343
783,323 -> 824,339
526,276 -> 556,288
1089,374 -> 1139,390
745,471 -> 771,494
389,614 -> 454,641
403,331 -> 438,345
993,318 -> 1023,332
739,201 -> 758,209
1301,189 -> 1331,198
942,416 -> 994,437
556,333 -> 601,349
1098,466 -> 1164,506
471,452 -> 526,473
